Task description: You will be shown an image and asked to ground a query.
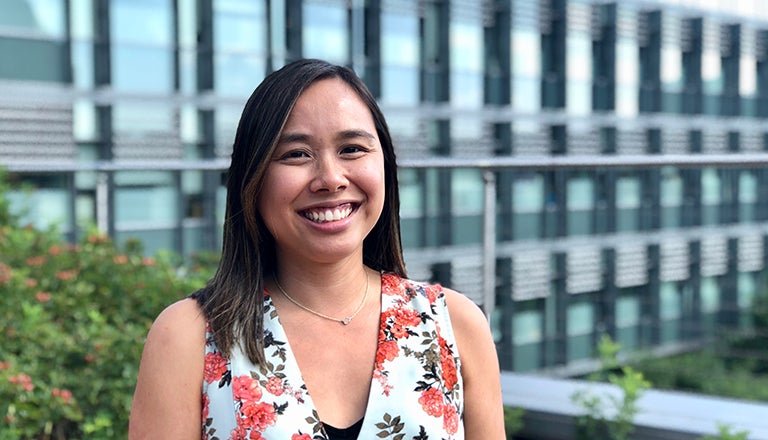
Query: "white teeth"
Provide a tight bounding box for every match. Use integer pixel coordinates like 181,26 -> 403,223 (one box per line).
304,205 -> 353,223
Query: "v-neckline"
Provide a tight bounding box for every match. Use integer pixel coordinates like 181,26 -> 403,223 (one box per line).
263,273 -> 385,437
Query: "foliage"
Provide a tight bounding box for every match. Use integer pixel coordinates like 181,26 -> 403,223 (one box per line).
633,288 -> 768,404
0,172 -> 215,439
633,351 -> 768,402
571,334 -> 651,440
701,423 -> 750,440
503,406 -> 524,439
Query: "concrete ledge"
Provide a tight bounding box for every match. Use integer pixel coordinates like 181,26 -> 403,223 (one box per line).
502,372 -> 768,439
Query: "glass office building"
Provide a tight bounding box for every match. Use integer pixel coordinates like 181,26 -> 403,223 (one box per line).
3,0 -> 768,373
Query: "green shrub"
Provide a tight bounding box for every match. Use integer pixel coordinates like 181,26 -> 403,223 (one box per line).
572,334 -> 651,440
504,405 -> 524,439
701,423 -> 750,440
0,172 -> 214,439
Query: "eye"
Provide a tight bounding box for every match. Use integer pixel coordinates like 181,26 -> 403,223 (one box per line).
340,145 -> 368,156
277,149 -> 311,161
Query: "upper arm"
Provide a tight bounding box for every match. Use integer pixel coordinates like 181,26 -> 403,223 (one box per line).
444,288 -> 505,439
129,298 -> 206,440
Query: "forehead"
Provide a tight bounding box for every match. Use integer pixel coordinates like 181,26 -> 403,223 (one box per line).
285,78 -> 375,128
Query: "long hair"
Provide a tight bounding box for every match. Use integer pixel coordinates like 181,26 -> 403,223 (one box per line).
193,59 -> 406,364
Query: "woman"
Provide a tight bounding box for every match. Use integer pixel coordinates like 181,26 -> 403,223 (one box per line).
129,59 -> 504,439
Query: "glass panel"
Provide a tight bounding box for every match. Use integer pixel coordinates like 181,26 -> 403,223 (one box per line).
513,174 -> 544,213
566,30 -> 591,115
303,2 -> 348,64
451,169 -> 483,215
616,39 -> 639,116
7,186 -> 71,231
567,302 -> 594,335
701,276 -> 720,314
701,168 -> 721,205
740,54 -> 756,97
567,175 -> 594,235
112,46 -> 173,93
513,310 -> 543,345
511,29 -> 541,112
110,0 -> 172,93
0,38 -> 67,82
616,296 -> 640,327
0,0 -> 65,37
214,2 -> 266,52
450,20 -> 483,108
71,40 -> 94,89
215,54 -> 266,97
381,10 -> 419,106
398,169 -> 423,218
738,272 -> 755,310
111,0 -> 172,45
660,282 -> 681,320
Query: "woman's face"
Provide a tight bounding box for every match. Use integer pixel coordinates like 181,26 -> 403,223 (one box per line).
257,78 -> 386,266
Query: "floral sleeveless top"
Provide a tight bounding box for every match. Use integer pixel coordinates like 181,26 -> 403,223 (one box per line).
201,273 -> 464,439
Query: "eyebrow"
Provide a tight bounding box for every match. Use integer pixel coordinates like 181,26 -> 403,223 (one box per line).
277,129 -> 376,145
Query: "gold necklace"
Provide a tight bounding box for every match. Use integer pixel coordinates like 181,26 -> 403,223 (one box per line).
273,271 -> 369,325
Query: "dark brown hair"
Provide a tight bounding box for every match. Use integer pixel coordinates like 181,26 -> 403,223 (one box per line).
193,59 -> 406,364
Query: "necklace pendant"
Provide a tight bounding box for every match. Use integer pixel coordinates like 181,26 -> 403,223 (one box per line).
342,317 -> 351,325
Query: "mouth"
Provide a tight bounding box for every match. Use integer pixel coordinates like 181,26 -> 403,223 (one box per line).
301,203 -> 356,224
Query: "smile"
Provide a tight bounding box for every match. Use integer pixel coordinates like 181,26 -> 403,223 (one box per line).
301,203 -> 355,223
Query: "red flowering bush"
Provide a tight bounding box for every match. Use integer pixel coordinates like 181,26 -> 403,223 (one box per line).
0,172 -> 215,439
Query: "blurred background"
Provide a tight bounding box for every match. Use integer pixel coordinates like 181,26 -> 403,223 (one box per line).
2,0 -> 768,438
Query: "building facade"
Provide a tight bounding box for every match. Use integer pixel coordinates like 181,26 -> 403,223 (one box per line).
3,0 -> 768,373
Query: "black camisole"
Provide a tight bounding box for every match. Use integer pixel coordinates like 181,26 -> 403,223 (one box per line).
324,418 -> 364,440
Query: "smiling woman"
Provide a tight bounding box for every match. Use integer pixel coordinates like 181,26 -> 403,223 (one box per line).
128,59 -> 504,440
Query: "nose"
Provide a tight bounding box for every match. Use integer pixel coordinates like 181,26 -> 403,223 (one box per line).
309,155 -> 348,193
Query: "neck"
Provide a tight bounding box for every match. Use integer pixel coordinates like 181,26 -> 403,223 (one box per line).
272,255 -> 370,310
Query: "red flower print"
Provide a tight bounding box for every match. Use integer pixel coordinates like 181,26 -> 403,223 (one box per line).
389,307 -> 421,338
423,284 -> 441,303
438,335 -> 458,390
265,376 -> 284,396
418,388 -> 444,417
292,434 -> 312,440
442,403 -> 459,434
202,393 -> 210,424
380,273 -> 402,296
250,431 -> 265,439
203,352 -> 228,383
375,340 -> 399,367
231,425 -> 247,440
233,375 -> 263,403
240,401 -> 277,431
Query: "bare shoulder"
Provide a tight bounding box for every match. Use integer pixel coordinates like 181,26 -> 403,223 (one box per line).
442,287 -> 506,438
129,298 -> 207,439
147,297 -> 207,344
442,287 -> 490,340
